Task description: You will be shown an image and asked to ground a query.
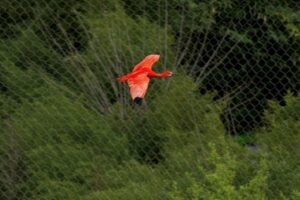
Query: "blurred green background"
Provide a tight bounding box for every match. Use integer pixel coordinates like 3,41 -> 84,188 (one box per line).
0,0 -> 299,199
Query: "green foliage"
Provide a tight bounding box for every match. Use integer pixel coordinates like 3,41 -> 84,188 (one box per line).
168,143 -> 268,200
31,0 -> 89,55
0,28 -> 64,84
148,74 -> 211,131
0,0 -> 299,199
31,179 -> 84,200
0,83 -> 129,199
256,94 -> 300,198
0,64 -> 46,101
0,0 -> 35,38
123,0 -> 300,134
70,6 -> 174,107
1,72 -> 299,199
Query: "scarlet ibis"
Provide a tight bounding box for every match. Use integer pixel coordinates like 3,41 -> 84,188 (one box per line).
118,54 -> 173,105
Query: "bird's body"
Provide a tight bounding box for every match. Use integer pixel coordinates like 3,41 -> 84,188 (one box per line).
118,54 -> 172,105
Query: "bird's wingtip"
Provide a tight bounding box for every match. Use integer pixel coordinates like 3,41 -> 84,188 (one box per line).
118,76 -> 127,82
133,97 -> 143,105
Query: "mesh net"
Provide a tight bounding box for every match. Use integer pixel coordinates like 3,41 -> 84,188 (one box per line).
1,0 -> 300,199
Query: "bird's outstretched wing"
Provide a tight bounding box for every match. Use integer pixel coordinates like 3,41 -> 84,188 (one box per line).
128,73 -> 150,99
132,54 -> 160,72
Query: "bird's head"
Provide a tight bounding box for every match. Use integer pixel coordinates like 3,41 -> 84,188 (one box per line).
162,70 -> 173,77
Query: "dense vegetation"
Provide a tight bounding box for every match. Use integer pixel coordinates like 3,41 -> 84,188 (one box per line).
124,0 -> 300,134
0,0 -> 299,199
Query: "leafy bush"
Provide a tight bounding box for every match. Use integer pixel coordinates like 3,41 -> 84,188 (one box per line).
1,1 -> 299,199
61,6 -> 175,111
1,82 -> 129,199
168,143 -> 268,200
257,94 -> 300,198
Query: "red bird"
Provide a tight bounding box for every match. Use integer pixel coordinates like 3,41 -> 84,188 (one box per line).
118,54 -> 172,105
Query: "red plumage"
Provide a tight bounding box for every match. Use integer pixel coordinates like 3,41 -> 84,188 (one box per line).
118,54 -> 172,103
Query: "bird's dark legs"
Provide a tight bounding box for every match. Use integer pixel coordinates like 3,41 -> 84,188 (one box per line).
133,97 -> 143,105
